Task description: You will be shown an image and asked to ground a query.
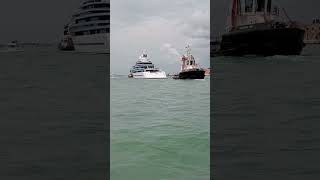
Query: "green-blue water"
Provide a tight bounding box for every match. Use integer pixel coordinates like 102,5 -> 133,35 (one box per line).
111,77 -> 210,180
0,47 -> 107,179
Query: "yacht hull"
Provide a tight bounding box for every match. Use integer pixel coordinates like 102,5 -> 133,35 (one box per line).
132,71 -> 167,79
72,33 -> 109,54
219,27 -> 305,56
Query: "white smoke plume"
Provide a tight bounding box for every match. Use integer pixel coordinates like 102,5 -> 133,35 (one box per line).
160,43 -> 181,58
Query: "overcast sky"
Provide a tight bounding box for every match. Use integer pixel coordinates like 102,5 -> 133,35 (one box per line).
0,0 -> 80,44
1,0 -> 318,74
212,0 -> 320,36
111,0 -> 210,74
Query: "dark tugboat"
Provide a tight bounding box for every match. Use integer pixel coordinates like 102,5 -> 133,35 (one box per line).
58,24 -> 75,51
173,45 -> 205,79
218,0 -> 305,56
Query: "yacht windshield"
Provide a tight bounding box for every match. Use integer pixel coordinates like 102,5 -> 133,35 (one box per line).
146,69 -> 159,72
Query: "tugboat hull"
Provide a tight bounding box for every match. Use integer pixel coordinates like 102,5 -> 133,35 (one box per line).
58,45 -> 75,51
219,27 -> 305,56
174,69 -> 205,79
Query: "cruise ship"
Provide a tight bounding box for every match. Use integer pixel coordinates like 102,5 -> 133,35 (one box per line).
129,52 -> 167,79
68,0 -> 110,54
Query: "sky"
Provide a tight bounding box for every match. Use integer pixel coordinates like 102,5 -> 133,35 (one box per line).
111,0 -> 210,74
0,0 -> 80,44
0,0 -> 318,74
212,0 -> 320,36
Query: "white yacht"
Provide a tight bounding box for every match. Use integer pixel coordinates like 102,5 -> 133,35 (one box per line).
68,0 -> 109,54
0,41 -> 24,53
129,52 -> 167,79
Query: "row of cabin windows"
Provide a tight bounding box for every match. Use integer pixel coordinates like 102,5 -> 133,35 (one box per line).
313,19 -> 320,24
306,27 -> 320,31
131,69 -> 144,73
135,65 -> 154,68
305,33 -> 320,39
73,28 -> 109,36
131,69 -> 158,73
70,23 -> 109,31
238,0 -> 273,14
74,10 -> 110,18
137,62 -> 152,64
146,69 -> 159,72
76,15 -> 109,24
83,0 -> 102,5
186,61 -> 195,65
82,4 -> 110,10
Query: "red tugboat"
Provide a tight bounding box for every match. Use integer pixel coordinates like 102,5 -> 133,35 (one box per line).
173,45 -> 205,79
218,0 -> 305,56
58,24 -> 75,51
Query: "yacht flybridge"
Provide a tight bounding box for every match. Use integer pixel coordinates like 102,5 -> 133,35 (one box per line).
67,0 -> 110,54
218,0 -> 305,56
129,51 -> 167,79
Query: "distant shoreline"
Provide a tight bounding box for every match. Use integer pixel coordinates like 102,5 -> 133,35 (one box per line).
0,42 -> 57,47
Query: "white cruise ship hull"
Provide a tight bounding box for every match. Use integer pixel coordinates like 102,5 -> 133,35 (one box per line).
72,33 -> 109,54
132,71 -> 167,79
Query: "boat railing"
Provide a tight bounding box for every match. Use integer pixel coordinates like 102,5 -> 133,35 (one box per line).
313,19 -> 320,24
211,36 -> 221,43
